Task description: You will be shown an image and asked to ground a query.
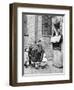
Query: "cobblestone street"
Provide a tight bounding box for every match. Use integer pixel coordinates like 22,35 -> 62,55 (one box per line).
24,60 -> 63,75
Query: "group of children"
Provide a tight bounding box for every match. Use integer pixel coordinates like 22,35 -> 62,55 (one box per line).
24,41 -> 48,69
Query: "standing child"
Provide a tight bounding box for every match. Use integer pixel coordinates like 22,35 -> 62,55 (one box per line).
51,22 -> 63,68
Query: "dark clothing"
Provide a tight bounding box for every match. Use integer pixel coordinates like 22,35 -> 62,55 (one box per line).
28,44 -> 44,63
52,35 -> 63,51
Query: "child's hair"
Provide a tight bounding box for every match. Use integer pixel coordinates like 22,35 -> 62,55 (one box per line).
25,48 -> 28,52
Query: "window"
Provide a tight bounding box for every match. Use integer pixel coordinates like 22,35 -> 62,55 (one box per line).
42,15 -> 52,37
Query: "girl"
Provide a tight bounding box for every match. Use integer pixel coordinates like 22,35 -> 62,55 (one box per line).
24,48 -> 29,68
51,23 -> 63,68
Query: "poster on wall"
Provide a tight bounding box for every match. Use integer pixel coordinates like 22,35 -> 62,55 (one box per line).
9,3 -> 72,86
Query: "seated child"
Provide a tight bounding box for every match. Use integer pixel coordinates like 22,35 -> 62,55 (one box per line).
40,53 -> 48,69
24,48 -> 29,68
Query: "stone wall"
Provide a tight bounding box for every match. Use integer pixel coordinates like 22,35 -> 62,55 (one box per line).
24,15 -> 35,49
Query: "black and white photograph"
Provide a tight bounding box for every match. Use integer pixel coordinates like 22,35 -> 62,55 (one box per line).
22,13 -> 64,75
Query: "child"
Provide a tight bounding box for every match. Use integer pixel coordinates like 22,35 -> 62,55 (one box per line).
42,53 -> 47,62
40,53 -> 48,69
51,22 -> 63,68
24,48 -> 29,68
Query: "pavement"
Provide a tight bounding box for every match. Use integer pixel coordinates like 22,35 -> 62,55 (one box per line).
24,60 -> 63,75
